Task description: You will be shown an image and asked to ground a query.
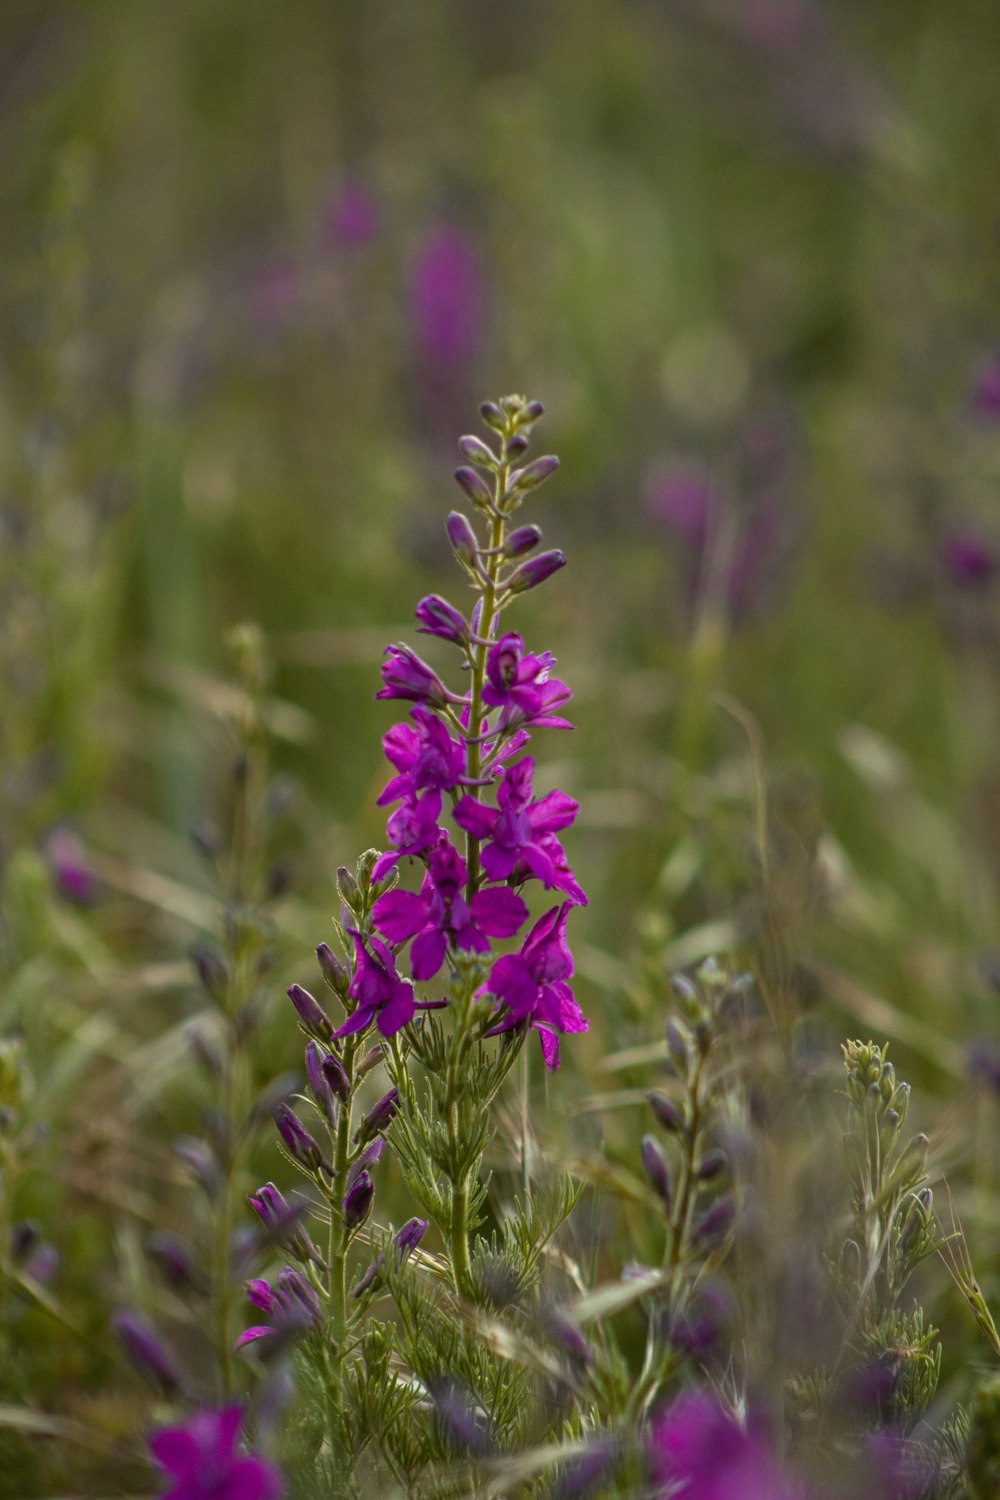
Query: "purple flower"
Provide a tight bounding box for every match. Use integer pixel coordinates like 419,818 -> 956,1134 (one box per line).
973,352 -> 1000,417
646,465 -> 713,547
273,1104 -> 328,1174
377,645 -> 451,707
480,904 -> 588,1070
505,549 -> 566,596
480,634 -> 573,733
378,708 -> 465,805
410,228 -> 486,368
941,532 -> 996,587
149,1404 -> 283,1500
235,1267 -> 322,1351
453,758 -> 584,900
112,1309 -> 182,1393
46,827 -> 95,904
372,838 -> 528,981
246,1183 -> 320,1264
333,933 -> 415,1038
342,1170 -> 375,1229
415,594 -> 470,646
353,1217 -> 428,1299
371,788 -> 445,883
325,180 -> 378,248
649,1391 -> 807,1500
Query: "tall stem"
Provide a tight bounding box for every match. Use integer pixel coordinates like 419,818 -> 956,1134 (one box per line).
328,1035 -> 358,1344
464,476 -> 508,902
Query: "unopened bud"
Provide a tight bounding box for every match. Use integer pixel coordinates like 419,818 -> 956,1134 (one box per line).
288,984 -> 334,1043
394,1217 -> 428,1258
504,524 -> 542,559
274,1104 -> 327,1174
454,467 -> 493,510
337,867 -> 361,914
415,594 -> 470,646
316,942 -> 349,998
321,1051 -> 351,1104
446,510 -> 482,568
693,1195 -> 735,1245
112,1310 -> 181,1392
510,455 -> 559,493
505,549 -> 566,595
348,1137 -> 385,1186
666,1019 -> 691,1074
521,400 -> 544,423
640,1135 -> 672,1205
354,1088 -> 399,1144
458,435 -> 498,469
480,400 -> 504,430
697,1149 -> 727,1182
504,432 -> 529,459
342,1170 -> 375,1230
192,946 -> 229,1004
647,1091 -> 685,1133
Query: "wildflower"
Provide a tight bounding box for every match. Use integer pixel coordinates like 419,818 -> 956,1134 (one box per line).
415,594 -> 470,646
480,634 -> 573,732
941,532 -> 996,587
246,1182 -> 321,1263
372,838 -> 528,981
112,1309 -> 182,1393
273,1104 -> 328,1175
649,1390 -> 807,1500
371,788 -> 445,882
235,1267 -> 323,1351
333,933 -> 415,1039
149,1404 -> 282,1500
352,1216 -> 428,1299
325,180 -> 378,248
453,758 -> 583,899
342,1170 -> 375,1229
973,351 -> 1000,418
481,904 -> 589,1070
378,708 -> 465,805
376,644 -> 451,707
45,826 -> 96,904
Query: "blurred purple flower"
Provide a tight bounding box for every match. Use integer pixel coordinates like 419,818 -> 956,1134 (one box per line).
236,1267 -> 322,1352
112,1309 -> 182,1393
649,1390 -> 807,1500
325,180 -> 378,249
645,466 -> 713,548
410,228 -> 486,368
253,257 -> 299,326
973,352 -> 1000,418
149,1404 -> 282,1499
941,532 -> 997,587
969,1038 -> 1000,1095
46,827 -> 95,905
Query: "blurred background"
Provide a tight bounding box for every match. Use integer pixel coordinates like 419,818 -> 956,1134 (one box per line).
4,0 -> 1000,1486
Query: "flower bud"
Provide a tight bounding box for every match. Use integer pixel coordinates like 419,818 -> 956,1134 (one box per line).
693,1195 -> 735,1245
147,1233 -> 203,1290
458,434 -> 498,469
247,1182 -> 321,1264
521,400 -> 544,422
192,946 -> 229,1004
288,984 -> 334,1043
246,1278 -> 278,1313
321,1051 -> 351,1104
504,432 -> 529,459
696,1149 -> 727,1182
666,1019 -> 691,1074
337,867 -> 361,913
274,1104 -> 327,1174
510,455 -> 559,493
358,1044 -> 385,1080
305,1042 -> 336,1124
641,1135 -> 672,1204
112,1309 -> 182,1393
316,942 -> 350,998
480,400 -> 504,430
415,594 -> 470,646
446,510 -> 481,568
342,1170 -> 375,1229
454,466 -> 493,510
647,1092 -> 685,1134
505,549 -> 566,596
394,1217 -> 428,1258
348,1136 -> 385,1186
354,1087 -> 399,1144
277,1266 -> 322,1324
504,524 -> 542,558
174,1137 -> 220,1197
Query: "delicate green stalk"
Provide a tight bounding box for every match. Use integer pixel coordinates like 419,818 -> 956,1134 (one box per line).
328,1036 -> 358,1344
464,499 -> 508,901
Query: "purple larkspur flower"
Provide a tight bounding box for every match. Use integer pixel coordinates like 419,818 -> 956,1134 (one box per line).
149,1404 -> 283,1500
325,180 -> 378,248
246,1183 -> 320,1264
410,227 -> 486,368
453,758 -> 584,902
377,645 -> 452,707
481,634 -> 573,733
372,837 -> 528,981
480,904 -> 588,1070
352,1216 -> 428,1299
415,594 -> 470,646
371,787 -> 444,883
378,707 -> 465,805
649,1390 -> 807,1500
333,932 -> 415,1038
235,1267 -> 322,1351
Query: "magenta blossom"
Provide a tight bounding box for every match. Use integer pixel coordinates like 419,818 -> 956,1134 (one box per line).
333,932 -> 415,1038
649,1391 -> 807,1500
372,838 -> 528,981
377,645 -> 455,707
236,1266 -> 322,1351
149,1405 -> 282,1500
480,904 -> 588,1070
378,708 -> 465,806
481,634 -> 573,732
371,788 -> 444,883
452,758 -> 584,901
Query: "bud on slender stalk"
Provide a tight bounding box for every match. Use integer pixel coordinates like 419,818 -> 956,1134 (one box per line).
509,455 -> 559,493
505,549 -> 566,596
348,1137 -> 385,1186
342,1170 -> 375,1230
316,943 -> 350,998
446,511 -> 482,570
415,594 -> 471,646
504,524 -> 542,558
480,400 -> 504,430
321,1051 -> 351,1104
112,1310 -> 182,1393
288,984 -> 334,1043
354,1087 -> 399,1144
337,867 -> 361,914
504,433 -> 529,460
305,1042 -> 336,1124
454,467 -> 493,510
696,1149 -> 727,1182
648,1091 -> 685,1133
458,435 -> 498,469
394,1217 -> 428,1257
274,1104 -> 327,1174
641,1135 -> 672,1205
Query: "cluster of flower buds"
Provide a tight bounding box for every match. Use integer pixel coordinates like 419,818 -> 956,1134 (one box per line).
338,394 -> 590,1069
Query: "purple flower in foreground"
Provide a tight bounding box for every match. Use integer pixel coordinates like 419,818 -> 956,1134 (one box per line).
481,904 -> 588,1070
453,758 -> 584,901
649,1391 -> 807,1500
333,932 -> 415,1038
371,788 -> 444,882
149,1404 -> 282,1500
46,826 -> 96,904
372,838 -> 528,981
410,227 -> 486,368
378,708 -> 465,805
377,645 -> 453,707
481,634 -> 573,732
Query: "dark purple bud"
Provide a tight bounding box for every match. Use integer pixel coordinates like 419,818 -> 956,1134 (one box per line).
24,1244 -> 59,1285
337,866 -> 361,912
666,1019 -> 690,1073
446,510 -> 481,569
192,946 -> 229,1004
288,984 -> 334,1043
321,1051 -> 351,1104
504,524 -> 542,558
696,1149 -> 727,1182
647,1091 -> 685,1133
305,1042 -> 336,1123
351,1257 -> 383,1299
693,1195 -> 735,1245
510,454 -> 559,493
505,549 -> 566,596
504,432 -> 529,459
415,594 -> 470,646
316,942 -> 350,998
393,1217 -> 428,1258
174,1137 -> 220,1197
454,466 -> 493,510
146,1232 -> 203,1291
554,1442 -> 616,1500
277,1265 -> 322,1325
274,1104 -> 327,1174
348,1137 -> 385,1186
354,1087 -> 399,1144
247,1182 -> 321,1264
342,1170 -> 375,1229
640,1135 -> 672,1205
458,434 -> 498,469
480,400 -> 504,430
358,1044 -> 385,1079
10,1220 -> 41,1262
521,400 -> 544,422
112,1309 -> 182,1392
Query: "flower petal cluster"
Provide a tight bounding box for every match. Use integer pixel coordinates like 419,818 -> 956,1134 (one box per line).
481,633 -> 573,731
149,1405 -> 282,1500
480,905 -> 588,1070
453,758 -> 584,900
334,932 -> 415,1038
236,1267 -> 322,1350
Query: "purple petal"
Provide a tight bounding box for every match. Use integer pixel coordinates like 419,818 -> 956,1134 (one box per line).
527,789 -> 579,835
452,796 -> 497,839
486,955 -> 537,1016
377,982 -> 415,1037
332,1003 -> 375,1038
480,842 -> 519,881
537,1027 -> 561,1070
235,1325 -> 275,1349
538,981 -> 588,1033
470,887 -> 529,938
410,928 -> 447,982
372,890 -> 429,944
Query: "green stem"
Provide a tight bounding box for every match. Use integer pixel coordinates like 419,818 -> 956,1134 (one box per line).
464,474 -> 509,902
665,1052 -> 705,1276
328,1036 -> 358,1344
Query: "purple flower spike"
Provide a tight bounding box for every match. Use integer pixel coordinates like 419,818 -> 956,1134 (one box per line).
480,634 -> 573,733
112,1309 -> 182,1393
377,645 -> 451,707
372,837 -> 528,981
333,933 -> 415,1039
941,532 -> 996,587
415,594 -> 471,646
973,352 -> 1000,418
480,904 -> 589,1070
453,758 -> 584,903
149,1404 -> 283,1500
326,180 -> 378,249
